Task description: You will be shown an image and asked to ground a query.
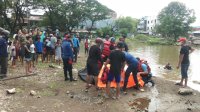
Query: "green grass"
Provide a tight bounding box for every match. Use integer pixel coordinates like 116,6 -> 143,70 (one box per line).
131,34 -> 174,45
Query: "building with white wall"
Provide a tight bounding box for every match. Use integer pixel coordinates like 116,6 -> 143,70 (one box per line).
137,16 -> 159,35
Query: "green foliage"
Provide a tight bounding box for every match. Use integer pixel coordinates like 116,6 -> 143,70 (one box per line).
0,0 -> 27,33
115,17 -> 138,35
134,34 -> 174,45
134,34 -> 150,42
36,0 -> 114,32
96,27 -> 113,37
84,0 -> 115,31
157,1 -> 196,42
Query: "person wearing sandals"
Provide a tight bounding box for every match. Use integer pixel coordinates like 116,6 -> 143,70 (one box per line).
85,38 -> 103,92
104,42 -> 126,99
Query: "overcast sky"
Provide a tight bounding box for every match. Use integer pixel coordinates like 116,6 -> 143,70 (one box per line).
97,0 -> 200,26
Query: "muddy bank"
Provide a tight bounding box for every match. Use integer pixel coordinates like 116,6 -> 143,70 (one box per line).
1,68 -> 200,112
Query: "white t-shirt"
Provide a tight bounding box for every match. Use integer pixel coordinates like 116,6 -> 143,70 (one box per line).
30,44 -> 35,53
10,45 -> 16,56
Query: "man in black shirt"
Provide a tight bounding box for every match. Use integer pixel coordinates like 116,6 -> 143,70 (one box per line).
119,35 -> 129,52
177,38 -> 194,87
85,38 -> 103,91
104,42 -> 125,99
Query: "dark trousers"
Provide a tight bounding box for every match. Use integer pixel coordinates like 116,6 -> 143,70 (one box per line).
123,64 -> 138,91
85,48 -> 88,55
73,47 -> 78,62
0,57 -> 8,77
62,58 -> 73,80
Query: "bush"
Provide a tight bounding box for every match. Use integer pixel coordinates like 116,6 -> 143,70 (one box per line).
134,34 -> 174,45
134,34 -> 150,42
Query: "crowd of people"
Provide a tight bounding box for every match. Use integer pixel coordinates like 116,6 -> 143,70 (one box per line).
85,34 -> 154,99
0,27 -> 194,100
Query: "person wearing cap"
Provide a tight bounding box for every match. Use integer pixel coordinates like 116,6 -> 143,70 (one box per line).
85,38 -> 103,92
0,29 -> 9,79
104,41 -> 126,99
176,37 -> 194,87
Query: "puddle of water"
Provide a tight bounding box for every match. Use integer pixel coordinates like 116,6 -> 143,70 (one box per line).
148,86 -> 160,112
128,97 -> 150,111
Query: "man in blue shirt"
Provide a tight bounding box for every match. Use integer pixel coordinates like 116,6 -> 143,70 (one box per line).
35,36 -> 43,63
123,52 -> 139,93
62,36 -> 77,81
72,34 -> 80,63
0,29 -> 9,79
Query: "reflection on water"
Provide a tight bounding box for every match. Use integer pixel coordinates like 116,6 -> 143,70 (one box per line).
129,42 -> 200,91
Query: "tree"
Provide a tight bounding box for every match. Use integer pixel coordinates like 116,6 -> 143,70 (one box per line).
0,0 -> 27,34
84,0 -> 115,32
157,2 -> 196,42
115,17 -> 138,35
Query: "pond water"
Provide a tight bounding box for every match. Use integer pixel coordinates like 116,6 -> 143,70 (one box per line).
129,42 -> 200,91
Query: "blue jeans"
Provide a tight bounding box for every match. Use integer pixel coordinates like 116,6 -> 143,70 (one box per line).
181,64 -> 189,78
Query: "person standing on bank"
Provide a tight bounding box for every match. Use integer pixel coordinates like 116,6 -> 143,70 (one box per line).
176,37 -> 194,87
85,38 -> 103,92
0,28 -> 9,79
72,34 -> 80,63
61,35 -> 77,81
104,42 -> 126,99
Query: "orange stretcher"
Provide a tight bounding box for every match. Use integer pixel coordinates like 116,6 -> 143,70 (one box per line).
97,64 -> 144,88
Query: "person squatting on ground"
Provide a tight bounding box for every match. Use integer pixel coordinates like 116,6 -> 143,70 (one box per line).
72,34 -> 80,63
123,51 -> 140,94
136,58 -> 154,86
176,37 -> 194,87
85,38 -> 103,92
61,35 -> 77,81
104,42 -> 126,99
0,28 -> 9,79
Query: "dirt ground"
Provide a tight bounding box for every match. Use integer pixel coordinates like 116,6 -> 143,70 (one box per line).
1,44 -> 200,112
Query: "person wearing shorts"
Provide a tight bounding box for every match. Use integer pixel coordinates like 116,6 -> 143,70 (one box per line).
24,37 -> 32,75
85,38 -> 103,92
35,36 -> 43,63
104,42 -> 125,99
